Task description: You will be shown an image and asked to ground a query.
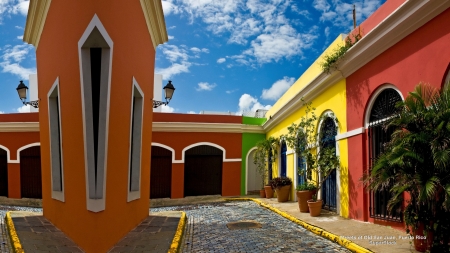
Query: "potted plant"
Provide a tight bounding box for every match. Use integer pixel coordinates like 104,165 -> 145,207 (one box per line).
271,176 -> 292,202
295,182 -> 317,213
364,83 -> 450,252
284,98 -> 340,216
253,137 -> 279,198
264,179 -> 274,198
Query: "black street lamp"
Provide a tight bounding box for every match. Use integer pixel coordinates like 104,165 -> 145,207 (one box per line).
153,80 -> 176,108
16,80 -> 39,108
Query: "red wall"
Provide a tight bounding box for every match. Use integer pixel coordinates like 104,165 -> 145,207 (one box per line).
153,132 -> 242,198
346,7 -> 450,230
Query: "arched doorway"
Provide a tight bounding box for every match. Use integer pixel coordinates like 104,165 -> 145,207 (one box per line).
280,141 -> 287,177
184,145 -> 222,196
320,117 -> 337,211
150,146 -> 172,199
246,148 -> 259,195
0,148 -> 8,197
368,88 -> 402,221
20,146 -> 42,199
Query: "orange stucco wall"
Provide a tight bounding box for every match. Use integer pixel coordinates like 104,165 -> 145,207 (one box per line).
153,132 -> 242,198
0,113 -> 40,199
35,1 -> 155,252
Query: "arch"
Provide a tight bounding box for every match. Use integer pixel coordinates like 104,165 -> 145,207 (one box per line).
318,113 -> 338,211
8,142 -> 41,163
182,142 -> 240,162
245,147 -> 259,195
366,86 -> 403,221
151,142 -> 176,163
0,147 -> 8,196
20,145 -> 42,199
442,62 -> 450,89
150,146 -> 172,199
364,84 -> 404,128
184,144 -> 223,196
0,145 -> 11,163
280,141 -> 287,177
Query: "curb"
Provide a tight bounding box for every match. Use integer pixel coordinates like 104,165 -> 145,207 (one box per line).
5,212 -> 24,253
167,211 -> 187,253
223,198 -> 374,253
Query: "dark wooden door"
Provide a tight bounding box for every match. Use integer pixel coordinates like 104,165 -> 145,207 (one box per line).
20,146 -> 42,199
150,146 -> 172,199
0,149 -> 8,197
184,145 -> 222,197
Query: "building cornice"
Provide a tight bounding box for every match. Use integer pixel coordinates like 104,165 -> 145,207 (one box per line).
140,0 -> 169,49
0,122 -> 40,132
153,122 -> 265,134
23,0 -> 52,48
340,0 -> 450,77
263,0 -> 450,132
23,0 -> 168,49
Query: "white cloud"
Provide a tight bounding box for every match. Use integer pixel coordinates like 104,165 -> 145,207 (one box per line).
226,89 -> 238,94
161,45 -> 189,62
168,26 -> 176,29
187,111 -> 196,114
0,44 -> 36,80
261,76 -> 295,101
196,82 -> 216,91
162,0 -> 181,15
0,0 -> 29,23
17,104 -> 30,113
324,27 -> 330,37
168,35 -> 174,40
15,25 -> 23,29
17,35 -> 23,40
201,48 -> 209,53
160,105 -> 175,113
0,111 -> 5,114
155,62 -> 191,81
238,93 -> 272,114
217,58 -> 226,64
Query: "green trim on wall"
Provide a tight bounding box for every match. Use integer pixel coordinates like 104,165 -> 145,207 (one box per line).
242,116 -> 266,125
241,132 -> 266,195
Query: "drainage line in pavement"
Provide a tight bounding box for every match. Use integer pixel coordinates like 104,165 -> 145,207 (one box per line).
168,211 -> 187,253
223,198 -> 374,253
5,212 -> 23,253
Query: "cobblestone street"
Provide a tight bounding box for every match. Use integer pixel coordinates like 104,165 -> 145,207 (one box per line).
151,201 -> 350,253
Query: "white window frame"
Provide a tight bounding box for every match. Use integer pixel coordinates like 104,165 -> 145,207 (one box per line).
48,77 -> 64,202
78,14 -> 113,212
127,77 -> 144,202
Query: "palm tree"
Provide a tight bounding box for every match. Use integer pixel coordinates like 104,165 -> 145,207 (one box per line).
364,83 -> 450,252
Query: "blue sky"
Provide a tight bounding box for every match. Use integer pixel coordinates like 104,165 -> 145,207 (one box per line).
0,0 -> 386,114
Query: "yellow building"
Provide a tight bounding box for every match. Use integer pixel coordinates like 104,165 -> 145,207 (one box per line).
263,35 -> 349,218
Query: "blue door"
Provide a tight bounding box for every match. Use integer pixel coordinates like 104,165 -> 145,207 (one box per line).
280,142 -> 287,177
297,154 -> 306,186
320,117 -> 337,211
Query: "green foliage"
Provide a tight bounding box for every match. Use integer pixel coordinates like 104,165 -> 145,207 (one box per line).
253,137 -> 279,189
283,98 -> 341,201
320,33 -> 362,74
271,176 -> 292,189
296,182 -> 317,191
364,83 -> 450,251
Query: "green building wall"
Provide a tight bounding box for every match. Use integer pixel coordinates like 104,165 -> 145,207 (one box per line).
241,116 -> 266,195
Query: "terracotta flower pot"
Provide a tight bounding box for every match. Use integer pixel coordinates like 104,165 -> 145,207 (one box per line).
264,186 -> 274,198
307,199 -> 322,217
413,222 -> 433,252
275,185 -> 291,202
259,189 -> 266,198
296,190 -> 314,212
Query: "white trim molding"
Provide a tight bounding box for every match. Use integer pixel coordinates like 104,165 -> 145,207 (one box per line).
0,122 -> 39,132
78,14 -> 113,213
23,0 -> 51,48
140,0 -> 168,49
364,84 -> 404,129
336,127 -> 365,140
151,142 -> 178,163
47,77 -> 65,202
8,143 -> 41,164
152,122 -> 264,134
245,147 -> 257,195
181,142 -> 241,163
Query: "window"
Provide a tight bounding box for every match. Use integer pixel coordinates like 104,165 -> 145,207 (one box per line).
128,78 -> 144,202
48,78 -> 64,201
79,15 -> 113,212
